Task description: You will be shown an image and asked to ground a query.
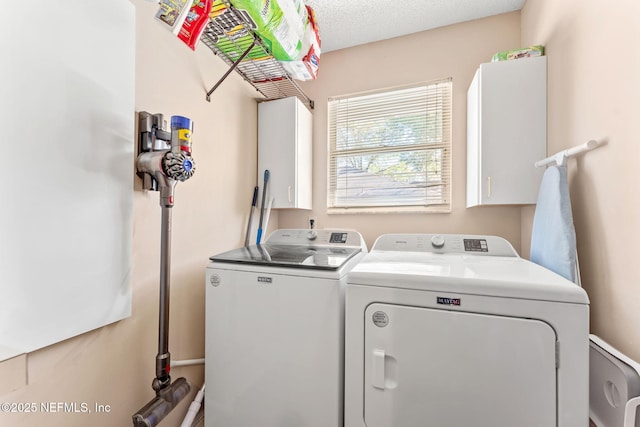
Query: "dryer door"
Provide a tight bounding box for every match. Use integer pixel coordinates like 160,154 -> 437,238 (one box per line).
364,303 -> 557,427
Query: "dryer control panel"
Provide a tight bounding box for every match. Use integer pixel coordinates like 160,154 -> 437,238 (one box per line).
371,234 -> 518,257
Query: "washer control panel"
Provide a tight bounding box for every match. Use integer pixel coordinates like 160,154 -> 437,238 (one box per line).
430,235 -> 445,248
266,229 -> 366,249
372,234 -> 518,257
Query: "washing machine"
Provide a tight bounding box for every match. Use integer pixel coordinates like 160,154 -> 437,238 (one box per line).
205,229 -> 367,427
344,233 -> 590,427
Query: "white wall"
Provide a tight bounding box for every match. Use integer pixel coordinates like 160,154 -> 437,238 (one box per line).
521,0 -> 640,361
280,12 -> 526,252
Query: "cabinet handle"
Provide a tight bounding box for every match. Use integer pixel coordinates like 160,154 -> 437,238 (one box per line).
487,176 -> 492,198
288,185 -> 292,203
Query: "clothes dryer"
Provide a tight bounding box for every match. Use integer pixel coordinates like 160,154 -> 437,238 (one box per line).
344,233 -> 589,427
206,229 -> 367,427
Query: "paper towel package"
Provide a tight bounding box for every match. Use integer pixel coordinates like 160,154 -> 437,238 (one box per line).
230,0 -> 308,61
492,45 -> 544,62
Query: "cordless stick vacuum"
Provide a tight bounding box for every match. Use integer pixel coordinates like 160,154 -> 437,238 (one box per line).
133,112 -> 196,427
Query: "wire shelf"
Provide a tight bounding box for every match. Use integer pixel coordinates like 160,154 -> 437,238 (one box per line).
201,1 -> 314,109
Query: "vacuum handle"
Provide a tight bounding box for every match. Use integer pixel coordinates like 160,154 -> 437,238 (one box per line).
155,205 -> 173,389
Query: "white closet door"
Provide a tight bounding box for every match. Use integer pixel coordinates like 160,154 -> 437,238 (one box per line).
0,0 -> 134,356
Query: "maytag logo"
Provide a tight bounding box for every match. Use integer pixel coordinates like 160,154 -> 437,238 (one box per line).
257,276 -> 272,283
437,297 -> 461,306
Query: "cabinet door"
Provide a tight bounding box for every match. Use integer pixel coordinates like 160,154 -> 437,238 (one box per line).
258,97 -> 312,209
466,70 -> 481,207
467,56 -> 546,207
294,99 -> 312,209
259,98 -> 296,208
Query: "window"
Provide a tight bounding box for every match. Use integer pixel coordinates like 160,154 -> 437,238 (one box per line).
327,79 -> 452,212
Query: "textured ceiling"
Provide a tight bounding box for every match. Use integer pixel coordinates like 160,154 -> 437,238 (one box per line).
304,0 -> 526,52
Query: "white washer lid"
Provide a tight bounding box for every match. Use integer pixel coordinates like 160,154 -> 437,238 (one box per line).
209,229 -> 367,271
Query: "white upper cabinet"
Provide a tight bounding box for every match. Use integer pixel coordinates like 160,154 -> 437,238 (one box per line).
467,56 -> 547,207
258,96 -> 312,209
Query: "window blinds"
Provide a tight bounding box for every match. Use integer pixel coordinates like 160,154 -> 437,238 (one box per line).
327,79 -> 452,210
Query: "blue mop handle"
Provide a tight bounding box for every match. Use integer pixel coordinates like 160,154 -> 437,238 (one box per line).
256,169 -> 270,244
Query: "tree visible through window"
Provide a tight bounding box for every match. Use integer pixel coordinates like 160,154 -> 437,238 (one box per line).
327,79 -> 452,211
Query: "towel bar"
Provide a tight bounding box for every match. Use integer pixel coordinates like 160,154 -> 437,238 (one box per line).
535,139 -> 603,167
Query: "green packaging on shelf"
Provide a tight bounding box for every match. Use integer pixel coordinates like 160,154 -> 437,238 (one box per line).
491,45 -> 545,62
212,34 -> 271,61
229,0 -> 307,61
205,1 -> 272,62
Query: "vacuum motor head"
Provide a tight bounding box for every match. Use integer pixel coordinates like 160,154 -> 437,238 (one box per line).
132,377 -> 191,427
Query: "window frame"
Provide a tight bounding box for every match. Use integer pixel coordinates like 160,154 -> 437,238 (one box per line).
326,79 -> 453,214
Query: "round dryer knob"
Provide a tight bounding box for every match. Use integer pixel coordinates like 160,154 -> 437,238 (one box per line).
431,235 -> 445,248
307,230 -> 318,240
